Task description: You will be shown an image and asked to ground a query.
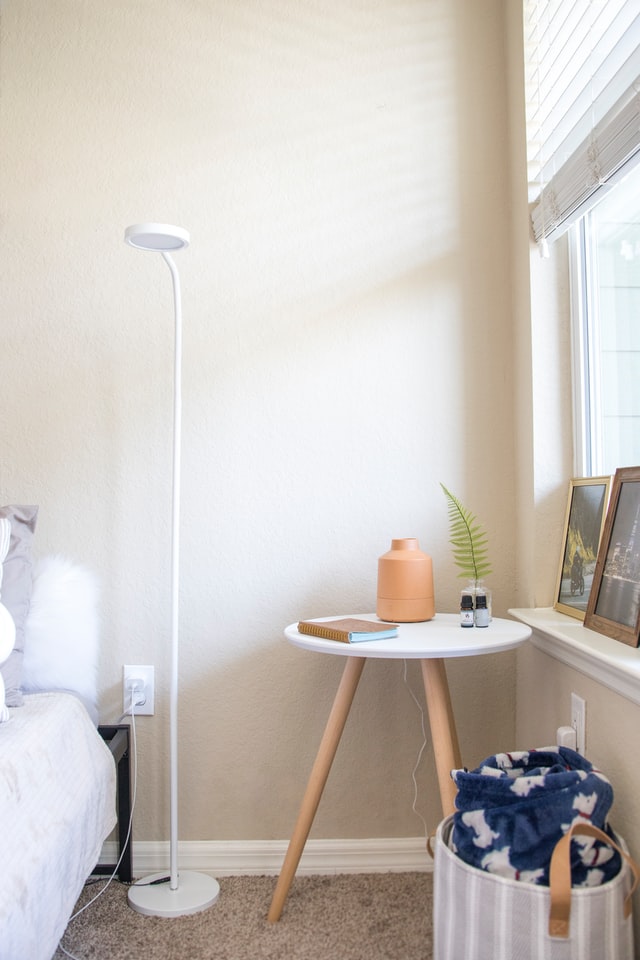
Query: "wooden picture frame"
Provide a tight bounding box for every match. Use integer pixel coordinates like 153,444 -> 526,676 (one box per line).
554,477 -> 611,620
585,466 -> 640,646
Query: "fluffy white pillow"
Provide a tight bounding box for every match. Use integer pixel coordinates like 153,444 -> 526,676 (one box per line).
22,555 -> 100,709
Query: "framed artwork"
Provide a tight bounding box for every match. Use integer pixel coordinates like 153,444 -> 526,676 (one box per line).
554,476 -> 611,620
585,466 -> 640,646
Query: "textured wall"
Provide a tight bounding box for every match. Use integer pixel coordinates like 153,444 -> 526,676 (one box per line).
0,0 -> 525,844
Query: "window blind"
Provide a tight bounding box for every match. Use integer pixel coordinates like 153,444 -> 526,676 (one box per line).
525,0 -> 640,246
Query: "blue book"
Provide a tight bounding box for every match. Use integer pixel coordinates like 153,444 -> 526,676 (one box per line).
297,618 -> 399,643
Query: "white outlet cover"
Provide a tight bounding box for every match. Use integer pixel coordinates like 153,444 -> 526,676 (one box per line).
123,664 -> 155,715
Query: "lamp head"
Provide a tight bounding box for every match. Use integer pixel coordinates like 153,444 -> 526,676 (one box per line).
125,223 -> 190,252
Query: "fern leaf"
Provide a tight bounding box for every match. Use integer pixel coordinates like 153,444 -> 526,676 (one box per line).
440,483 -> 492,581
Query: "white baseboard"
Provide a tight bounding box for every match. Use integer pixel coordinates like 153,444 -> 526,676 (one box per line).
100,837 -> 433,877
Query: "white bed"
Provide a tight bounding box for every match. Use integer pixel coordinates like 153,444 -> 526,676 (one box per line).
0,691 -> 116,960
0,505 -> 117,960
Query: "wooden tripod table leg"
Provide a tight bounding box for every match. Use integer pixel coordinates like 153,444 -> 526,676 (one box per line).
267,655 -> 366,923
420,658 -> 462,818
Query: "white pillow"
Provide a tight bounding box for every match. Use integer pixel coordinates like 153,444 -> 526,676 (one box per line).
0,517 -> 10,590
22,555 -> 100,710
0,505 -> 38,707
0,518 -> 15,721
0,604 -> 15,722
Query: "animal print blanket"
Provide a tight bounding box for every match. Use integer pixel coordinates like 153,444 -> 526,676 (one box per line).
451,747 -> 621,887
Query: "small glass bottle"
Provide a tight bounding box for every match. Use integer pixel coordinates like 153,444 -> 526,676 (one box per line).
474,594 -> 490,627
460,593 -> 474,627
474,580 -> 492,621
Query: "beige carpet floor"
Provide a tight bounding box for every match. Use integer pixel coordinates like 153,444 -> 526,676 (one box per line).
53,872 -> 433,960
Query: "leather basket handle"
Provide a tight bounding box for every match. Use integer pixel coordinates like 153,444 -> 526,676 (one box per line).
548,822 -> 640,938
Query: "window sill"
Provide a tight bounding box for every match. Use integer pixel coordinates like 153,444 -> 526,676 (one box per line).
509,607 -> 640,707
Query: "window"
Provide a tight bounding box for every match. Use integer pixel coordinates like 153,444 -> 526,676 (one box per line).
520,1 -> 640,692
571,164 -> 640,476
523,1 -> 640,477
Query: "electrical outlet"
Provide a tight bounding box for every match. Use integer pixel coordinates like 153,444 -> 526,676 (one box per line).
571,692 -> 586,755
123,664 -> 155,716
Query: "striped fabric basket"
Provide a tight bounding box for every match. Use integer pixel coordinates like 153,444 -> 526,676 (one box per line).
433,815 -> 638,960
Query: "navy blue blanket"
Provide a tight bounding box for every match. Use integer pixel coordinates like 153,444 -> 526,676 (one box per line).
451,747 -> 621,886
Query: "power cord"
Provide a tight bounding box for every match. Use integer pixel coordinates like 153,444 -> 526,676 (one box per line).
401,660 -> 430,846
58,688 -> 140,960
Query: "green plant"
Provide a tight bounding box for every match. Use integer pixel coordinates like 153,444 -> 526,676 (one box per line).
440,483 -> 492,581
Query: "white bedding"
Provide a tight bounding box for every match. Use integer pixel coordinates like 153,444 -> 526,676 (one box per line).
0,692 -> 116,960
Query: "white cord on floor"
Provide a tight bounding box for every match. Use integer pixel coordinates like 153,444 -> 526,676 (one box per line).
401,659 -> 430,846
58,704 -> 139,960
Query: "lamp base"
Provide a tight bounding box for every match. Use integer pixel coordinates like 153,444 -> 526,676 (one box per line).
128,871 -> 220,918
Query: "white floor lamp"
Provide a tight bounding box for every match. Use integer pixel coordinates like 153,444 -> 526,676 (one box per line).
124,223 -> 220,917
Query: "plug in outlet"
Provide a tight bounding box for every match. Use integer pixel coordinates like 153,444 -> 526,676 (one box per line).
123,664 -> 155,716
571,692 -> 586,755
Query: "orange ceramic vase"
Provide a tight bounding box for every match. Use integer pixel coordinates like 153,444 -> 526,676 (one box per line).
376,538 -> 435,622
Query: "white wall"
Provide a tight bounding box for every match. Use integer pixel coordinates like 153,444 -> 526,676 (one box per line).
1,0 -> 524,844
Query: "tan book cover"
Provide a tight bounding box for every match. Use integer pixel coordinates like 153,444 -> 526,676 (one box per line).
297,618 -> 399,643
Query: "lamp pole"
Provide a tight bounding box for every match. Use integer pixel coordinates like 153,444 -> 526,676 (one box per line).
124,223 -> 220,917
164,249 -> 181,892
